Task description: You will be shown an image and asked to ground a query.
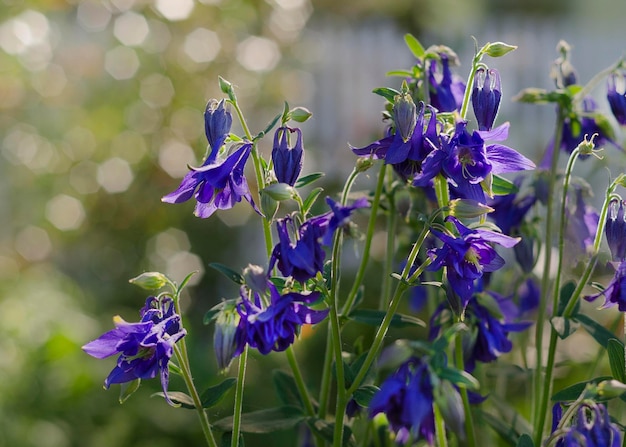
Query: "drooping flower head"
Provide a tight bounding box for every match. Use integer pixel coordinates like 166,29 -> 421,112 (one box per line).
414,121 -> 535,202
317,196 -> 369,246
472,68 -> 502,131
551,402 -> 621,447
605,199 -> 626,261
369,357 -> 437,445
272,126 -> 304,186
204,99 -> 232,155
235,282 -> 328,355
427,216 -> 520,307
428,53 -> 466,112
162,142 -> 258,218
607,72 -> 626,126
585,261 -> 626,311
430,291 -> 531,372
82,296 -> 186,404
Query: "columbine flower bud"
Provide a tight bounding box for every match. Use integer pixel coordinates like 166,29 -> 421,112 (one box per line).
552,40 -> 578,88
242,264 -> 269,295
129,272 -> 169,290
214,301 -> 241,371
260,190 -> 279,222
607,72 -> 626,125
204,99 -> 232,153
483,42 -> 517,58
272,127 -> 304,186
597,379 -> 626,399
448,198 -> 494,218
471,68 -> 502,131
262,183 -> 296,201
393,82 -> 417,143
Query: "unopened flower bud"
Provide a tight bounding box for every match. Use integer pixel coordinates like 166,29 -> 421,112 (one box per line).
289,107 -> 313,123
471,68 -> 502,131
214,301 -> 241,371
483,42 -> 517,58
597,379 -> 626,399
449,198 -> 494,218
393,82 -> 417,142
272,127 -> 304,186
355,156 -> 375,173
260,190 -> 279,221
129,272 -> 169,290
242,264 -> 268,295
263,183 -> 296,201
607,72 -> 626,125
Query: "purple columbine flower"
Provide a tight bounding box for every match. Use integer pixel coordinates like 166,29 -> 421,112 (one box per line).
428,54 -> 466,112
369,357 -> 437,445
585,261 -> 626,311
551,402 -> 621,447
605,199 -> 626,261
272,126 -> 304,186
414,121 -> 535,202
204,99 -> 232,151
607,72 -> 626,126
471,68 -> 502,131
82,296 -> 186,404
317,196 -> 369,246
162,142 -> 258,218
427,216 -> 520,307
270,215 -> 327,283
235,282 -> 328,355
430,292 -> 531,372
565,186 -> 599,255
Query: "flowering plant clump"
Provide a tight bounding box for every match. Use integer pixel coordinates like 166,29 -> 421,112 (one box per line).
83,34 -> 626,447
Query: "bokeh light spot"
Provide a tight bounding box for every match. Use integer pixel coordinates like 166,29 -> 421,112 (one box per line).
69,160 -> 100,195
46,194 -> 86,231
159,139 -> 197,178
110,130 -> 147,164
236,36 -> 281,72
104,46 -> 140,80
15,226 -> 52,262
165,251 -> 204,286
183,28 -> 221,63
140,73 -> 175,108
31,64 -> 67,98
97,157 -> 134,194
113,11 -> 149,46
154,0 -> 195,21
76,1 -> 112,32
125,100 -> 163,134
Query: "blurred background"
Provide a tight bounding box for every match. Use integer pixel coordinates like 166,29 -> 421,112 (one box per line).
2,0 -> 626,446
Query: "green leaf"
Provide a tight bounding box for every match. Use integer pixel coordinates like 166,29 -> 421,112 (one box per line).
347,309 -> 425,328
432,322 -> 467,353
478,410 -> 520,446
516,434 -> 534,447
557,281 -> 576,315
203,300 -> 229,325
438,366 -> 480,391
607,338 -> 626,382
551,376 -> 612,402
295,172 -> 324,189
404,33 -> 425,58
491,174 -> 519,196
256,112 -> 282,141
302,187 -> 324,215
119,378 -> 141,404
208,262 -> 245,285
385,70 -> 414,78
372,87 -> 400,103
152,391 -> 195,409
575,313 -> 622,349
213,406 -> 305,433
306,418 -> 356,447
550,316 -> 580,340
353,385 -> 379,408
200,378 -> 237,409
272,370 -> 303,408
177,271 -> 198,294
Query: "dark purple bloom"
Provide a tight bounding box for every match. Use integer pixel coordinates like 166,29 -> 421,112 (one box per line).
517,277 -> 540,315
162,142 -> 258,218
318,196 -> 369,246
605,199 -> 626,261
414,122 -> 535,202
607,72 -> 626,125
552,402 -> 620,447
82,297 -> 186,403
369,357 -> 437,445
585,260 -> 626,311
472,68 -> 502,131
204,99 -> 232,152
428,54 -> 465,112
427,216 -> 519,307
272,126 -> 304,186
235,283 -> 328,355
270,215 -> 327,283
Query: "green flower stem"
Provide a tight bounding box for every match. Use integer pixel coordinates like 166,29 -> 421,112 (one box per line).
285,346 -> 316,417
317,326 -> 334,420
459,53 -> 485,120
379,180 -> 397,310
532,106 -> 564,432
341,162 -> 387,316
231,345 -> 248,447
347,227 -> 432,396
433,401 -> 449,447
454,335 -> 477,447
173,344 -> 219,447
434,174 -> 450,220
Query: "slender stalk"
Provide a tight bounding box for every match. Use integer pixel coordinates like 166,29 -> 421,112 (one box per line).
454,336 -> 477,447
433,402 -> 449,447
173,344 -> 219,447
341,163 -> 387,316
532,106 -> 564,432
285,346 -> 316,417
379,182 -> 397,310
231,345 -> 248,447
317,327 -> 334,419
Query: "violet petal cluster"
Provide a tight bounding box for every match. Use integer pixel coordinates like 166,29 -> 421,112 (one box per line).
82,297 -> 186,403
471,68 -> 502,131
552,403 -> 620,447
607,72 -> 626,126
428,54 -> 465,112
272,126 -> 304,186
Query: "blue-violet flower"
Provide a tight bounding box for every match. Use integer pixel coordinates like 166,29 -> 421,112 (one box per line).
471,68 -> 502,131
272,126 -> 304,186
607,72 -> 626,126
